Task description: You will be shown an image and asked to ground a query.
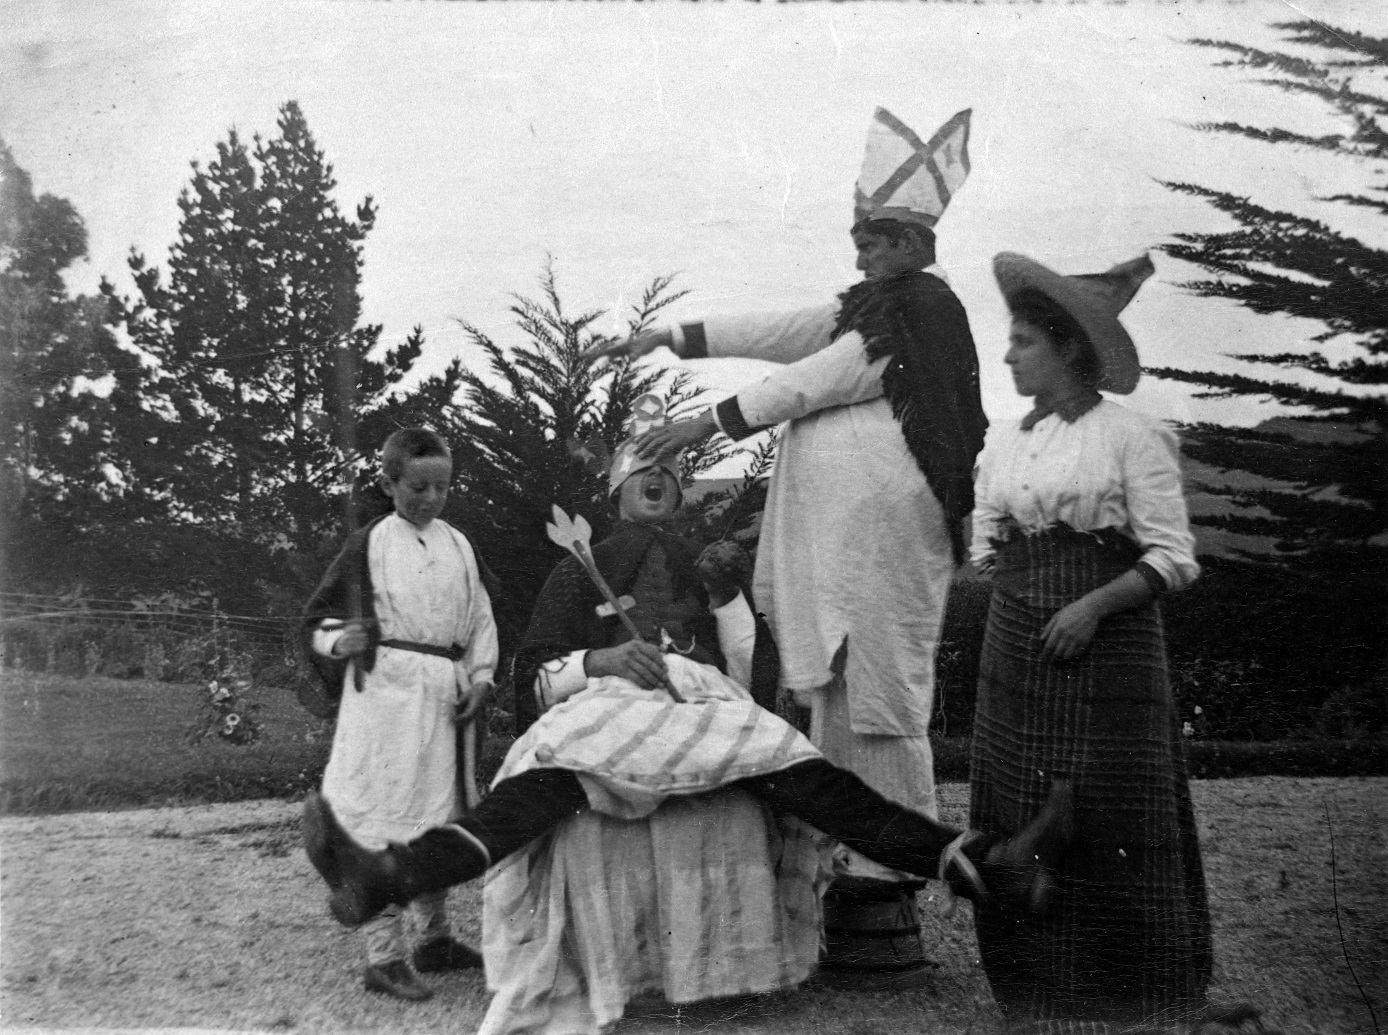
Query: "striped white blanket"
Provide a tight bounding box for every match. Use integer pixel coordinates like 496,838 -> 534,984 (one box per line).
493,653 -> 823,820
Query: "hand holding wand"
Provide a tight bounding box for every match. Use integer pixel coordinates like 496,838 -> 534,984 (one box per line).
545,506 -> 685,703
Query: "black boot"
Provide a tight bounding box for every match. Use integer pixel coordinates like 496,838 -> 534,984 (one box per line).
951,779 -> 1076,914
303,791 -> 409,926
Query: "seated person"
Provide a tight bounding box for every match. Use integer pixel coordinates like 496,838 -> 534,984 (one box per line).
304,398 -> 1074,1034
479,395 -> 827,1033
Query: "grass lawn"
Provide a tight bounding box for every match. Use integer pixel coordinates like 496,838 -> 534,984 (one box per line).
0,670 -> 332,812
2,670 -> 1382,817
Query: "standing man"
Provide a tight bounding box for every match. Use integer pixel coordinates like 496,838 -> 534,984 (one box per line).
585,109 -> 988,964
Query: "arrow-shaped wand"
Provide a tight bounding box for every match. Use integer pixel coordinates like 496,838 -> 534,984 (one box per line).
545,505 -> 685,703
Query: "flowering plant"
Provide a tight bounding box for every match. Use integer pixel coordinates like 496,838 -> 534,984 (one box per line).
190,631 -> 262,746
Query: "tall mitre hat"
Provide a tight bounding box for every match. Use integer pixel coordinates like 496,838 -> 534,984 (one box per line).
853,107 -> 972,231
606,393 -> 684,498
993,251 -> 1157,395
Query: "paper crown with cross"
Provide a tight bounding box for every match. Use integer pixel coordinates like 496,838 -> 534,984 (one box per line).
853,107 -> 972,232
606,393 -> 684,498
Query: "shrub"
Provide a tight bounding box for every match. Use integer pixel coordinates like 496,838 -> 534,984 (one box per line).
1163,558 -> 1386,740
931,575 -> 991,737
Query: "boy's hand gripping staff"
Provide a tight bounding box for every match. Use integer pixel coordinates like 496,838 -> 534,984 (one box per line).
545,506 -> 685,703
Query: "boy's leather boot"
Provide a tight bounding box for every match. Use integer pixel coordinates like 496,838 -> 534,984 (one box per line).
302,791 -> 490,927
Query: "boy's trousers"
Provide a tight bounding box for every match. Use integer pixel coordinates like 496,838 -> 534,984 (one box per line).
363,890 -> 450,966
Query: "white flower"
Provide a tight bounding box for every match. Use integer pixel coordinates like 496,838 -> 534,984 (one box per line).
1193,706 -> 1203,715
1182,722 -> 1194,738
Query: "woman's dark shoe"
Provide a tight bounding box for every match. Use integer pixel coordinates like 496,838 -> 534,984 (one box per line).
980,778 -> 1076,914
363,960 -> 433,1001
303,790 -> 405,926
413,936 -> 483,973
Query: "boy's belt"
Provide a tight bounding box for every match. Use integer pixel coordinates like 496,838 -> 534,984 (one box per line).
378,638 -> 466,662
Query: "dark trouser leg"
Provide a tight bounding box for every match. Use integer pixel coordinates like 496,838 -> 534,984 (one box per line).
736,759 -> 984,879
396,768 -> 590,899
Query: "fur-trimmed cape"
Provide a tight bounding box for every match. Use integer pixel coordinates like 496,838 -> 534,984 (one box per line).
832,270 -> 988,564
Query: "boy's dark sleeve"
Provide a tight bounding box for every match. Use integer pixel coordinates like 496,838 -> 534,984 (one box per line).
511,557 -> 592,734
297,528 -> 377,718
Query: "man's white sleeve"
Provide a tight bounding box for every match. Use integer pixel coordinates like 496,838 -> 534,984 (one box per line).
672,302 -> 839,365
713,329 -> 887,440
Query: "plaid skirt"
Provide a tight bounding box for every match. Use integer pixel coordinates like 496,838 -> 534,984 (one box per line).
970,526 -> 1212,1032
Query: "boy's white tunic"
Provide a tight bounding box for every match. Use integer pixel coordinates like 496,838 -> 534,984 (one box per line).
321,515 -> 497,848
681,284 -> 956,813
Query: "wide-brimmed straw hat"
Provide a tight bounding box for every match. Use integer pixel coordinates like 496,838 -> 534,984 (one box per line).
992,252 -> 1155,395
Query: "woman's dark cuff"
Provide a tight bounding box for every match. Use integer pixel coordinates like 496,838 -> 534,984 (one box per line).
1133,561 -> 1168,596
678,322 -> 708,359
714,397 -> 768,442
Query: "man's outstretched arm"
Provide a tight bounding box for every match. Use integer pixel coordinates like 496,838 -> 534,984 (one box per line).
583,302 -> 838,367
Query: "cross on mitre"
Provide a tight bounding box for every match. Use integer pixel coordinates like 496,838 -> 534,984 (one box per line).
628,392 -> 668,438
854,107 -> 973,230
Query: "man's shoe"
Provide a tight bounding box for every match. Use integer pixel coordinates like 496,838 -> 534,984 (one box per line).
413,936 -> 483,973
363,960 -> 433,1001
980,779 -> 1076,914
303,790 -> 404,926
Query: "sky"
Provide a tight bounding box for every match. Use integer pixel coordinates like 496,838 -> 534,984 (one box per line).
3,0 -> 1383,448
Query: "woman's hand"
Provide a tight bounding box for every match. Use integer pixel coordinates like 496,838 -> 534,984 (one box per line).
633,412 -> 716,459
581,329 -> 673,367
1040,601 -> 1100,661
1040,568 -> 1160,662
585,640 -> 669,690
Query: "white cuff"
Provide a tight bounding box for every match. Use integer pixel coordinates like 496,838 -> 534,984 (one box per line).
535,650 -> 589,709
669,323 -> 685,355
312,621 -> 346,658
712,590 -> 757,690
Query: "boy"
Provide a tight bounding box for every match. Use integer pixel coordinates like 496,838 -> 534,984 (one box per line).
302,427 -> 497,1001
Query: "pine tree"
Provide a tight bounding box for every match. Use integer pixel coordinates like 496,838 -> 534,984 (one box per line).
1158,23 -> 1388,576
447,262 -> 746,649
104,102 -> 462,567
0,140 -> 153,589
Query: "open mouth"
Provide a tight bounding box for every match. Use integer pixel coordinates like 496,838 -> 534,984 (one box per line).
643,483 -> 665,502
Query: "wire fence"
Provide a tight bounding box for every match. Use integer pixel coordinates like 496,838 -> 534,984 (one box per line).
0,592 -> 301,683
0,592 -> 290,645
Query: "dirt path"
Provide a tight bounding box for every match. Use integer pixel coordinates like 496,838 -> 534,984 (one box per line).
1,779 -> 1383,1035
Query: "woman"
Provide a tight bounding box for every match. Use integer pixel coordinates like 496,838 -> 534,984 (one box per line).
969,252 -> 1213,1031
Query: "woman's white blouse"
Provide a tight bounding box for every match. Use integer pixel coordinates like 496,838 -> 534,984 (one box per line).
970,400 -> 1200,591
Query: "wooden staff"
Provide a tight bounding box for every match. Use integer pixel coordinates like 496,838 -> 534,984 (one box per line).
331,277 -> 367,695
545,506 -> 685,703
